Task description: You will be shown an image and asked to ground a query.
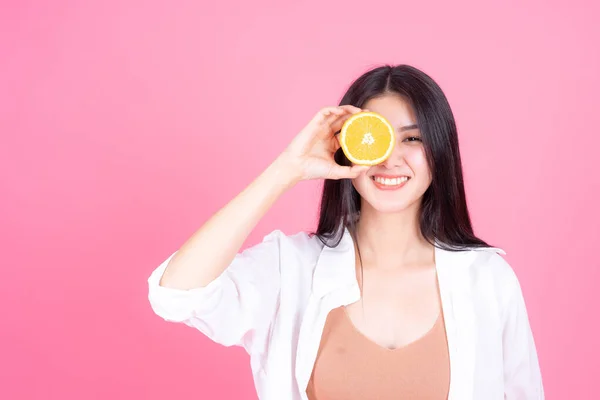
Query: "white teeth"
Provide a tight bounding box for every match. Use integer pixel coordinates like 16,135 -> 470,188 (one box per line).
374,176 -> 409,186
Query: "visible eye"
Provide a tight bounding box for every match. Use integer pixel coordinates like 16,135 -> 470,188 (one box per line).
403,136 -> 422,142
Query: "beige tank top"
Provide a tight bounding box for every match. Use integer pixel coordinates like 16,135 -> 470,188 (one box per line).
306,306 -> 450,400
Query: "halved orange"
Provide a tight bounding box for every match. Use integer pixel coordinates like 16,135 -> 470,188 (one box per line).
339,111 -> 395,166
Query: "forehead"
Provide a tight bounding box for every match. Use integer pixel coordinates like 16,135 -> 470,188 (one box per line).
363,94 -> 417,127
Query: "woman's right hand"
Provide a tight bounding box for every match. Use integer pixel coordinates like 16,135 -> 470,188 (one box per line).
278,105 -> 371,182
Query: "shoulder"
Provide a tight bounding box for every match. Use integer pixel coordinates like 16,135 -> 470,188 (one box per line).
471,248 -> 518,285
261,229 -> 323,250
256,229 -> 325,263
464,247 -> 521,302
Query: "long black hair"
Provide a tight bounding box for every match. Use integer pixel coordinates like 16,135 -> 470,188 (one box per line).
315,64 -> 492,251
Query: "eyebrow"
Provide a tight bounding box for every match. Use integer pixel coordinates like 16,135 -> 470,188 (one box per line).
399,124 -> 419,132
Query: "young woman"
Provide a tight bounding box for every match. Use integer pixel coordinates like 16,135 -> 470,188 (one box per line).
148,65 -> 544,399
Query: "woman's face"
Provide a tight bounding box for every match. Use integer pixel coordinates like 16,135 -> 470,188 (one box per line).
352,94 -> 432,214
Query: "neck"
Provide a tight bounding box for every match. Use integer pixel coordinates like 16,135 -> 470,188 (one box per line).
353,202 -> 433,269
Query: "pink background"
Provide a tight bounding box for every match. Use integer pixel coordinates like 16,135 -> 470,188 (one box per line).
1,0 -> 598,398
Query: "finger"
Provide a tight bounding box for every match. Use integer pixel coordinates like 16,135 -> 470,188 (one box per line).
329,105 -> 369,133
330,112 -> 354,133
311,107 -> 349,131
318,106 -> 348,120
331,135 -> 341,151
339,104 -> 363,114
350,164 -> 371,175
327,164 -> 370,180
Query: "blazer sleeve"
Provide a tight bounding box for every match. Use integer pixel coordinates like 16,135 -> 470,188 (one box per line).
501,266 -> 545,399
147,230 -> 284,351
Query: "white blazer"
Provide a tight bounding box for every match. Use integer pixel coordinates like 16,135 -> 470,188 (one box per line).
148,228 -> 544,399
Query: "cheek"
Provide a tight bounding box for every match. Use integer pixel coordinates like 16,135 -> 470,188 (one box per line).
352,174 -> 370,194
406,148 -> 431,178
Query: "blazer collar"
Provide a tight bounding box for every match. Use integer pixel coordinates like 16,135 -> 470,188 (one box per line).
311,227 -> 357,298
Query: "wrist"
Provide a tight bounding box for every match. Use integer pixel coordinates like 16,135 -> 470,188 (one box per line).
269,153 -> 303,188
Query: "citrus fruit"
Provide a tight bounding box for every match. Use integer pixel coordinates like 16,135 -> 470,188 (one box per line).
339,111 -> 395,166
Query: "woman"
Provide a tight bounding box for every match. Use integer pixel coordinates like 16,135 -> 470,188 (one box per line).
148,65 -> 544,399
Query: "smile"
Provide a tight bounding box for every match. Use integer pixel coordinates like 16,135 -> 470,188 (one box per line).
371,175 -> 410,189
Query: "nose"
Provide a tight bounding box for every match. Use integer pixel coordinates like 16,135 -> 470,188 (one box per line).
381,140 -> 404,169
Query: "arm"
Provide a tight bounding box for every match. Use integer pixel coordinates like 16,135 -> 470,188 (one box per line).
148,158 -> 297,349
159,105 -> 367,291
147,106 -> 368,348
158,157 -> 299,290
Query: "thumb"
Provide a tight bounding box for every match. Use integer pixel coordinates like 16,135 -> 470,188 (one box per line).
327,164 -> 370,180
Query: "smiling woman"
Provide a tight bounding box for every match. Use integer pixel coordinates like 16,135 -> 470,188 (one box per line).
148,65 -> 544,400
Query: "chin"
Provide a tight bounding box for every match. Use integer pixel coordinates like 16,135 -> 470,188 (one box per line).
361,198 -> 419,214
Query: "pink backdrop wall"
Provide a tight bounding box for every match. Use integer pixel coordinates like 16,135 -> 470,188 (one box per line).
2,1 -> 598,398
